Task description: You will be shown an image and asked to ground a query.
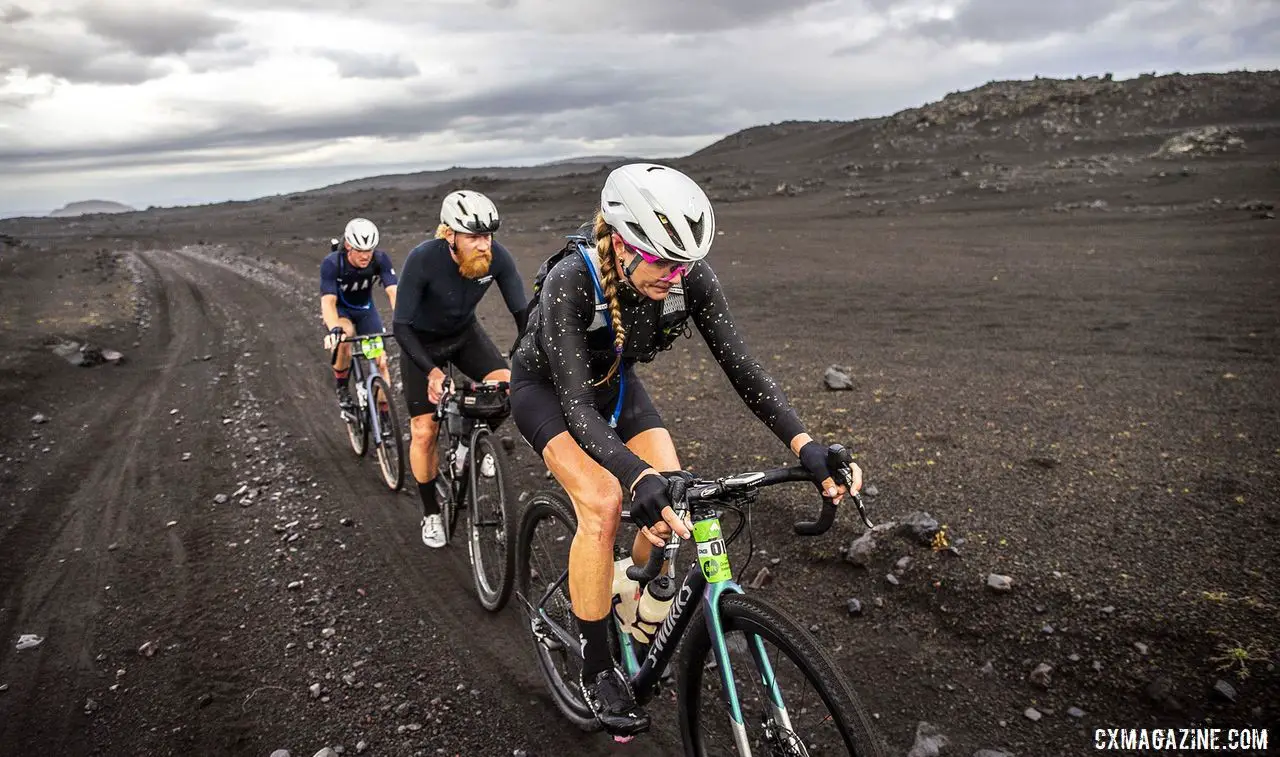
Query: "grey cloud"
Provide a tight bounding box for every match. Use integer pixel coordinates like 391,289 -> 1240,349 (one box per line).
0,67 -> 677,172
78,3 -> 238,57
203,0 -> 822,33
833,0 -> 1273,55
0,90 -> 37,108
915,0 -> 1123,44
455,0 -> 829,33
319,49 -> 420,79
1,4 -> 32,23
183,36 -> 268,74
0,25 -> 171,84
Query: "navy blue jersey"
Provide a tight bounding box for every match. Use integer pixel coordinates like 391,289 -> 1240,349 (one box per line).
320,249 -> 399,310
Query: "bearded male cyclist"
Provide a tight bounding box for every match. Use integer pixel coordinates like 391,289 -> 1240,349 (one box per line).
507,163 -> 863,738
321,218 -> 398,407
393,190 -> 529,549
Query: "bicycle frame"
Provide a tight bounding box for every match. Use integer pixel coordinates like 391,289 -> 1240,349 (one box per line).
433,367 -> 509,500
529,505 -> 786,735
433,371 -> 470,502
340,333 -> 391,443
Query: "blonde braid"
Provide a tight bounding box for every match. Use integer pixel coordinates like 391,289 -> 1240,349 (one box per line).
434,223 -> 451,240
592,210 -> 625,385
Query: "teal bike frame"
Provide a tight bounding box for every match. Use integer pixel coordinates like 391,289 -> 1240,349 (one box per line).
529,462 -> 871,742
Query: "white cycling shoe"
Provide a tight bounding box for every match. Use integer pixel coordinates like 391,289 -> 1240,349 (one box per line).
420,514 -> 445,548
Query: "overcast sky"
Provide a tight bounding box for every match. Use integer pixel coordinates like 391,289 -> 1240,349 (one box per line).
2,0 -> 1277,216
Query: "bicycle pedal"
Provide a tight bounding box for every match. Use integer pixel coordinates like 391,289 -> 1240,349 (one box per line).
612,735 -> 635,744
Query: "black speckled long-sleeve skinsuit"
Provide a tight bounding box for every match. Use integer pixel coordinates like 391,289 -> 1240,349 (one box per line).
510,247 -> 805,488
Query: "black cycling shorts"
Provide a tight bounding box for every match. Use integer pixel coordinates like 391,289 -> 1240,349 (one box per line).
400,321 -> 508,418
510,362 -> 665,457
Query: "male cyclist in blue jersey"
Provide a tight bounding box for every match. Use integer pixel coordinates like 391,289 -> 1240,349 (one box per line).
321,217 -> 399,407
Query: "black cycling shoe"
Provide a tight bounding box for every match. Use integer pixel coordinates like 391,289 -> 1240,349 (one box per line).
336,384 -> 354,409
580,667 -> 650,740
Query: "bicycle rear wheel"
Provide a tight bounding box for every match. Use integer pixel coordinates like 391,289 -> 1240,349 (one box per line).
515,491 -> 599,732
466,427 -> 516,611
678,593 -> 888,757
370,376 -> 404,491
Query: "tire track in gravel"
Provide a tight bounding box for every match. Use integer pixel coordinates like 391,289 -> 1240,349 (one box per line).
0,248 -> 246,756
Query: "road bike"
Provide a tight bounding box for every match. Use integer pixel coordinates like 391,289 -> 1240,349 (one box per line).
515,444 -> 889,756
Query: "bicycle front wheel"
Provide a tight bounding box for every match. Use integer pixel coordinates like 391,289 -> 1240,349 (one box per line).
466,427 -> 516,611
515,490 -> 599,732
678,593 -> 888,757
435,421 -> 458,542
370,376 -> 404,491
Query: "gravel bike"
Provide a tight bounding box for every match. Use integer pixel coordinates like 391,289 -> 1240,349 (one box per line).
432,366 -> 518,612
330,331 -> 404,491
515,443 -> 890,755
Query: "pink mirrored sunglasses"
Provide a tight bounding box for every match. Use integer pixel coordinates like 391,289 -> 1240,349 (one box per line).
619,238 -> 691,282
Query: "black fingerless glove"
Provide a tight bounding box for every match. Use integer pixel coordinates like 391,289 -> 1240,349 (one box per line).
798,441 -> 832,494
629,475 -> 671,529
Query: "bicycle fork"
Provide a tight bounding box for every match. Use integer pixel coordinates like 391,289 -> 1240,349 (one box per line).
698,521 -> 796,756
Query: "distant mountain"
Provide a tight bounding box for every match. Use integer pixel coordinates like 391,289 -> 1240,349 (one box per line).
536,155 -> 633,166
0,209 -> 49,220
48,200 -> 136,217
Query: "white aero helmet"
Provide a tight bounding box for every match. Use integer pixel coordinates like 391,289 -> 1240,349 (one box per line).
441,190 -> 501,234
601,163 -> 715,264
343,217 -> 379,251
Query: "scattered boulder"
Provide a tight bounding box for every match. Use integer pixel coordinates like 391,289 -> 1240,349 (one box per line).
823,365 -> 853,390
987,574 -> 1013,592
896,511 -> 940,545
1144,675 -> 1184,713
844,522 -> 895,567
1154,126 -> 1245,159
1029,663 -> 1053,688
906,721 -> 948,757
1212,679 -> 1238,703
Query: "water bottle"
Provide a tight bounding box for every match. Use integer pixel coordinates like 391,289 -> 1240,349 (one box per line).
630,575 -> 676,646
611,556 -> 640,633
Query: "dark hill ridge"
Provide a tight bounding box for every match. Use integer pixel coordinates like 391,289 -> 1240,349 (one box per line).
687,70 -> 1280,168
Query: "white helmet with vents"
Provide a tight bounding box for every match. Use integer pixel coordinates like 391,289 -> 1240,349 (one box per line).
343,217 -> 379,251
441,190 -> 501,234
601,163 -> 715,264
